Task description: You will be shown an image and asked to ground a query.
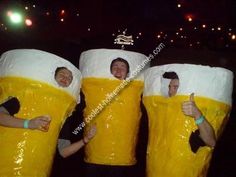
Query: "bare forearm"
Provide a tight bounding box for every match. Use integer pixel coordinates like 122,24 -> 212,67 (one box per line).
0,113 -> 25,128
192,109 -> 216,147
182,94 -> 216,147
60,140 -> 85,158
198,119 -> 216,147
59,125 -> 96,158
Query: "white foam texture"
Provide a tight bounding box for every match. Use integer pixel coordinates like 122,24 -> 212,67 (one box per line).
79,48 -> 149,81
0,49 -> 82,102
143,64 -> 234,105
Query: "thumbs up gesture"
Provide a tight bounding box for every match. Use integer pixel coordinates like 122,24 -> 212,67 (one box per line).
182,93 -> 202,119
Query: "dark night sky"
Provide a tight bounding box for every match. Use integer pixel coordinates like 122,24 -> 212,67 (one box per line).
1,0 -> 236,48
1,0 -> 235,75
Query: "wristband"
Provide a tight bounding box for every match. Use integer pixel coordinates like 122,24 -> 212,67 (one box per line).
23,119 -> 30,129
195,115 -> 205,125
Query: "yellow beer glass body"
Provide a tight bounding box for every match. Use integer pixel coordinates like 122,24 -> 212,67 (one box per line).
143,64 -> 233,177
0,49 -> 81,177
79,49 -> 149,165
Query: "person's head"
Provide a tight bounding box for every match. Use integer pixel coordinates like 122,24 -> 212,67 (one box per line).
54,67 -> 73,87
162,72 -> 179,97
110,58 -> 130,80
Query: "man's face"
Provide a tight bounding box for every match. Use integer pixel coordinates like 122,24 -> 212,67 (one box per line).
111,61 -> 128,80
168,79 -> 179,97
55,68 -> 73,87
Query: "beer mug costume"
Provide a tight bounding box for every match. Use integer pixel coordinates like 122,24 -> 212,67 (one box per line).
143,64 -> 233,177
0,49 -> 81,177
79,49 -> 149,165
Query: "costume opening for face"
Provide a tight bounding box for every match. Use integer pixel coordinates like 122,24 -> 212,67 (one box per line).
143,64 -> 233,177
0,49 -> 81,177
79,49 -> 149,165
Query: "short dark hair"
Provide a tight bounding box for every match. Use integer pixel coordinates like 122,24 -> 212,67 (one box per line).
54,67 -> 68,78
110,58 -> 130,74
162,71 -> 179,79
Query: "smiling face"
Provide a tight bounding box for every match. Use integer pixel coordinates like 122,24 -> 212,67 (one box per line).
55,68 -> 73,87
168,79 -> 179,97
111,60 -> 129,80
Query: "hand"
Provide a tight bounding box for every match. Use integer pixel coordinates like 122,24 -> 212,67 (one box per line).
182,93 -> 202,119
29,115 -> 51,132
83,124 -> 97,143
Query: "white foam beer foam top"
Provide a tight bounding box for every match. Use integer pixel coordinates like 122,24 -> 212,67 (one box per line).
143,63 -> 234,105
79,48 -> 149,81
0,49 -> 82,102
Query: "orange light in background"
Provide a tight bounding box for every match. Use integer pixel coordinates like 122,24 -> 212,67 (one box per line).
185,14 -> 193,22
61,10 -> 65,15
232,35 -> 235,40
25,19 -> 32,26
